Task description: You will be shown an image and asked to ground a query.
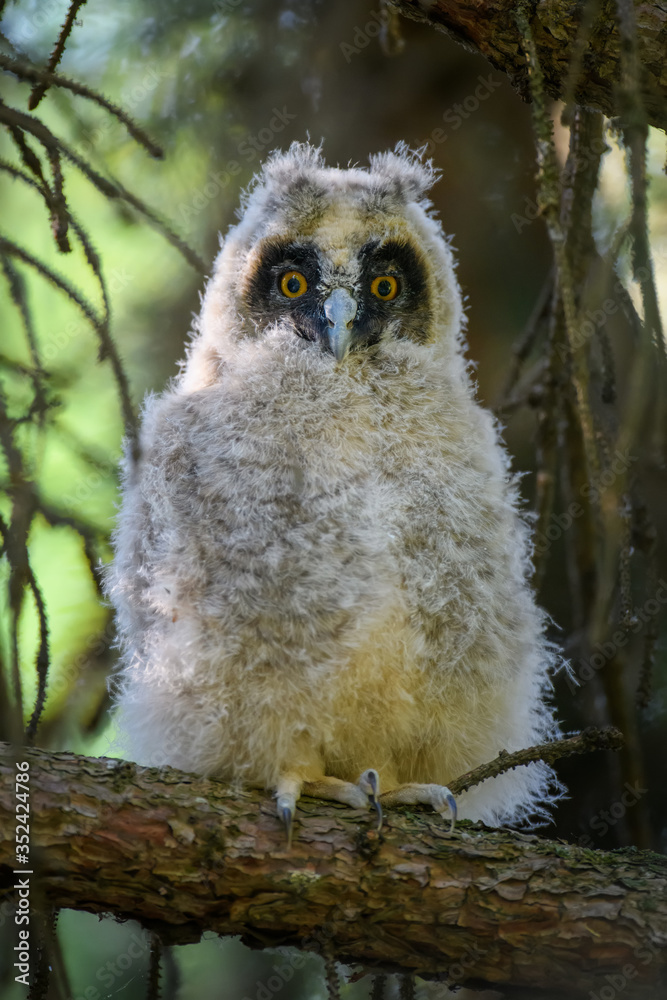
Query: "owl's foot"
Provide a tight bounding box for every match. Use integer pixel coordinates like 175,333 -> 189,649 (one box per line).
275,793 -> 297,849
357,768 -> 383,829
275,769 -> 382,846
379,782 -> 457,833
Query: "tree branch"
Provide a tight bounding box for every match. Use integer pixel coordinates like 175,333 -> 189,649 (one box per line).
390,0 -> 667,132
1,744 -> 665,997
448,726 -> 624,794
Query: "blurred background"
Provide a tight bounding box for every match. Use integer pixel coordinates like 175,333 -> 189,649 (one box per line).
1,0 -> 666,997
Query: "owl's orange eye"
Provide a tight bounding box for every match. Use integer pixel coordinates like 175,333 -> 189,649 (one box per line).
371,275 -> 399,300
280,271 -> 308,298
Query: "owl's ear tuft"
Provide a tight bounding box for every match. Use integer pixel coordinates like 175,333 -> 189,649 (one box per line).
368,142 -> 439,203
237,141 -> 326,220
261,141 -> 325,183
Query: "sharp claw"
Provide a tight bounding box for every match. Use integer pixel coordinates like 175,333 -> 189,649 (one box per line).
360,768 -> 379,798
359,769 -> 383,831
276,796 -> 294,848
445,790 -> 457,834
372,796 -> 383,832
281,805 -> 293,848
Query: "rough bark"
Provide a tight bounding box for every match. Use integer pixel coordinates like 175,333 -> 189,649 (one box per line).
1,745 -> 666,997
390,0 -> 667,132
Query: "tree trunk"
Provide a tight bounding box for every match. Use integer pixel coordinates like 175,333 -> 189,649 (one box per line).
390,0 -> 667,132
1,745 -> 666,997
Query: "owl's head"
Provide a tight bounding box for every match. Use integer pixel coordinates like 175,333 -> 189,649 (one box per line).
191,143 -> 464,384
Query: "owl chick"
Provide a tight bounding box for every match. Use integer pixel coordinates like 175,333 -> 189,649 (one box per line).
108,142 -> 562,842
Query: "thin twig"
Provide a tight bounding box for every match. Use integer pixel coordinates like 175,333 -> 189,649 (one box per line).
495,266 -> 554,414
323,955 -> 341,1000
0,254 -> 48,415
0,102 -> 204,273
26,909 -> 52,1000
517,7 -> 601,492
0,234 -> 138,459
0,50 -> 164,158
28,0 -> 89,111
1,158 -> 112,344
0,234 -> 102,330
448,728 -> 624,797
24,562 -> 50,743
46,146 -> 71,251
399,974 -> 416,999
146,933 -> 163,1000
38,498 -> 108,595
590,0 -> 667,647
560,0 -> 602,120
370,975 -> 387,1000
531,290 -> 561,591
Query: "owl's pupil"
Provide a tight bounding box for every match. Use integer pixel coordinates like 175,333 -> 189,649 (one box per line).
377,279 -> 392,297
287,275 -> 301,294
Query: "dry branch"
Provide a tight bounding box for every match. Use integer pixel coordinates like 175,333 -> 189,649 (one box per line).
28,0 -> 89,111
390,0 -> 667,132
448,726 -> 624,794
0,744 -> 666,997
0,53 -> 164,157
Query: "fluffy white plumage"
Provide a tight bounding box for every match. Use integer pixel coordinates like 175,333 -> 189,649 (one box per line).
108,142 -> 562,832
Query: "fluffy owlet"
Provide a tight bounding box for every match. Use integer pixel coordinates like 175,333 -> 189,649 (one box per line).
108,142 -> 562,840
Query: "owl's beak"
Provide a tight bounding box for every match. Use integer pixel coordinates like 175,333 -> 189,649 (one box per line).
323,287 -> 357,361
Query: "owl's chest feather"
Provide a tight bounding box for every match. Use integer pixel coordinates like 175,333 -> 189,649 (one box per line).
151,347 -> 499,615
185,346 -> 462,495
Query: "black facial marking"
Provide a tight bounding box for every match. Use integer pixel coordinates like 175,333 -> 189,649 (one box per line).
243,238 -> 324,343
243,234 -> 433,357
356,237 -> 432,346
244,238 -> 320,305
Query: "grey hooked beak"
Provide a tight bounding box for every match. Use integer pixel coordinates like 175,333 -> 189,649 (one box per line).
323,287 -> 357,361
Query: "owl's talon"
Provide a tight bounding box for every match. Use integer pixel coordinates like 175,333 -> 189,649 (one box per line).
428,784 -> 457,833
276,794 -> 295,848
379,782 -> 457,833
443,790 -> 457,834
358,768 -> 383,831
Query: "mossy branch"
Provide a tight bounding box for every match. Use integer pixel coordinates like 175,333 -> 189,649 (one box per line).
390,0 -> 667,131
0,744 -> 665,998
